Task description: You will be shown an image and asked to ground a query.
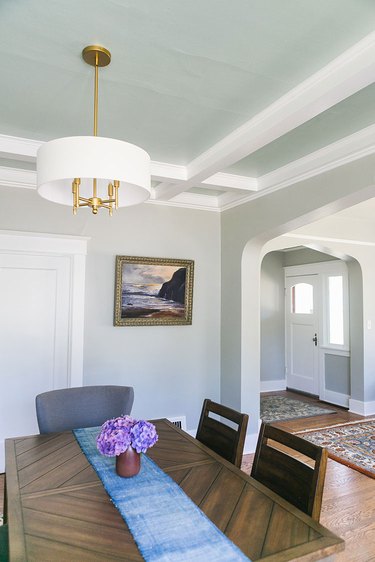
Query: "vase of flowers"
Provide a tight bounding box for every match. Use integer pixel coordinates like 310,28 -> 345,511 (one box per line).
96,415 -> 158,477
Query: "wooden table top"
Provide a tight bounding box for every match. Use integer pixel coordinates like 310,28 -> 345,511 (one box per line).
5,419 -> 344,561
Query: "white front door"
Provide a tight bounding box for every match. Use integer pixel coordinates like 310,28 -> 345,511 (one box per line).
0,231 -> 87,471
285,275 -> 320,395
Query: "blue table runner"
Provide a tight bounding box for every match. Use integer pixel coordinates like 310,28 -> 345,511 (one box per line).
74,426 -> 251,562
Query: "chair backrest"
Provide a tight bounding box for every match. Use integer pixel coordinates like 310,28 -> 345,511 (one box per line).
251,423 -> 328,521
35,385 -> 134,434
196,398 -> 249,468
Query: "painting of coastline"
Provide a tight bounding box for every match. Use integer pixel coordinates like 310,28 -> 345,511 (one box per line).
114,256 -> 194,326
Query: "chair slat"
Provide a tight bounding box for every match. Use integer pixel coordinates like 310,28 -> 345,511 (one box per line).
251,423 -> 328,521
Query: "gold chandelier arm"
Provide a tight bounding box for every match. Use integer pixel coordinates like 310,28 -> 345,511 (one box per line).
72,178 -> 81,215
114,180 -> 119,209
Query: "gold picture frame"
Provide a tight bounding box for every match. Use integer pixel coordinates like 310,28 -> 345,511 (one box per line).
114,256 -> 194,326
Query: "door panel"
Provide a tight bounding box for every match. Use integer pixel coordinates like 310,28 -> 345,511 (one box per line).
286,275 -> 319,395
0,253 -> 71,470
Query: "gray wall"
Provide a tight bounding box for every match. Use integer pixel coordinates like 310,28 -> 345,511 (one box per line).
221,152 -> 375,433
260,252 -> 285,382
0,186 -> 221,430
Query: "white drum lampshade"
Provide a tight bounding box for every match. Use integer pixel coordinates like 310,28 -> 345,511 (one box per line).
37,136 -> 151,207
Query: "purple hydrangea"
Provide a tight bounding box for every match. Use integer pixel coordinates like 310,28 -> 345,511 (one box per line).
130,420 -> 159,453
96,415 -> 158,457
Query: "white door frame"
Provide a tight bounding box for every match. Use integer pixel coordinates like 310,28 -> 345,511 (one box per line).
285,261 -> 350,401
0,230 -> 89,387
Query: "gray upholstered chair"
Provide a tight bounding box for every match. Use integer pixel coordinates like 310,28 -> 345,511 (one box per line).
35,385 -> 134,434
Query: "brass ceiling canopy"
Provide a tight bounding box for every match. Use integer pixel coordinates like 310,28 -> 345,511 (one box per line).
82,45 -> 111,68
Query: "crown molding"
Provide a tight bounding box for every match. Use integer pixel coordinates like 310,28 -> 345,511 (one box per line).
0,166 -> 36,189
148,191 -> 221,212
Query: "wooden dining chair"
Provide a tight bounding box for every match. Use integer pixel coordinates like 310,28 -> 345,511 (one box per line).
196,398 -> 249,468
251,422 -> 328,521
35,385 -> 134,434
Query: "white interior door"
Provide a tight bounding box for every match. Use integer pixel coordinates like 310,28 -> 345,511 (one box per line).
0,231 -> 87,471
285,275 -> 320,395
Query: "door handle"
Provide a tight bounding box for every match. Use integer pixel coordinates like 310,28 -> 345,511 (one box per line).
312,333 -> 318,346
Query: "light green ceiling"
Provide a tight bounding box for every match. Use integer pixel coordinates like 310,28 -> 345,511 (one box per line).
227,83 -> 375,177
0,0 -> 375,166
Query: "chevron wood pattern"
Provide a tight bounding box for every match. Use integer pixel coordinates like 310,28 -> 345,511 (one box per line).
5,419 -> 344,561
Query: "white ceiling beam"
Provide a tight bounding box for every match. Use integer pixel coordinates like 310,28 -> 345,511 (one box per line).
154,31 -> 375,201
201,172 -> 258,191
0,134 -> 41,162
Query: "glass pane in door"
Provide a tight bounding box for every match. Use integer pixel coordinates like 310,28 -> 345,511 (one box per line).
291,283 -> 313,314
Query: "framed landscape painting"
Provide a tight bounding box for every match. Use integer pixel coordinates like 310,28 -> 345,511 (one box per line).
114,256 -> 194,326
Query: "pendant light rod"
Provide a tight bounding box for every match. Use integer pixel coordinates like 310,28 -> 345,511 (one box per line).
94,53 -> 99,136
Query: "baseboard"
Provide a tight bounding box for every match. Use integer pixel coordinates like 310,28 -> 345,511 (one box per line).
349,399 -> 375,416
321,389 -> 349,408
260,379 -> 286,392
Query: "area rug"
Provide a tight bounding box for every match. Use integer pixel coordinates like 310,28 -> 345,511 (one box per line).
295,419 -> 375,478
260,395 -> 336,423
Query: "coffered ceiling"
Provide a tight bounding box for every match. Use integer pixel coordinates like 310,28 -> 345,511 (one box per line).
1,0 -> 375,211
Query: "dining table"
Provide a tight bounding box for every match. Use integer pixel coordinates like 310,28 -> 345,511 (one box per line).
4,418 -> 344,561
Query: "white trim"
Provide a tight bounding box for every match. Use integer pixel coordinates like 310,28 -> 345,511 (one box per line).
2,124 -> 375,212
349,399 -> 375,416
202,172 -> 258,191
0,229 -> 89,255
0,166 -> 36,190
322,389 -> 349,409
148,191 -> 221,212
150,161 -> 187,182
260,379 -> 286,392
0,230 -> 88,387
0,133 -> 41,161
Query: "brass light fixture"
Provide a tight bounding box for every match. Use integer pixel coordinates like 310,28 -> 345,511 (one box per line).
37,45 -> 151,215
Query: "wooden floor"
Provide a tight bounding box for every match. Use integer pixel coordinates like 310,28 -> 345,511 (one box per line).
242,390 -> 375,562
1,391 -> 374,561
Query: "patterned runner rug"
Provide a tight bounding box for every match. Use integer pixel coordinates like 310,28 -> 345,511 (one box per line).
296,419 -> 375,478
260,395 -> 336,423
